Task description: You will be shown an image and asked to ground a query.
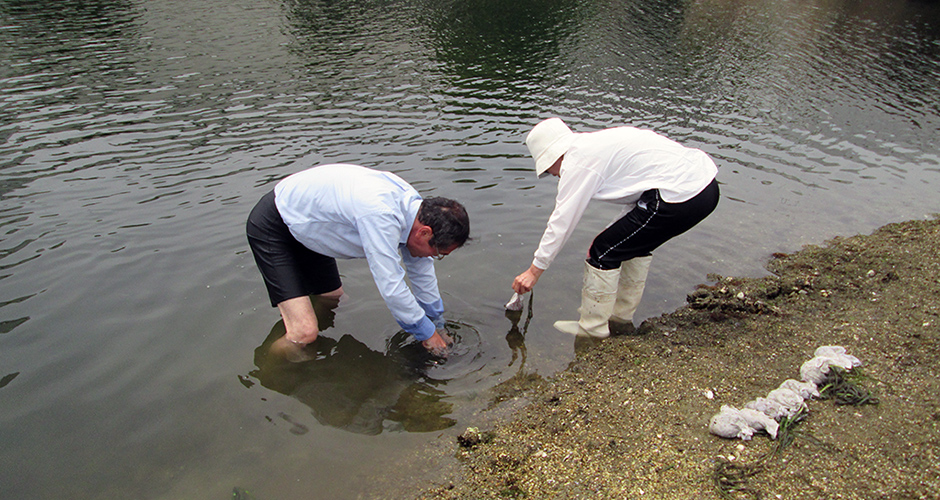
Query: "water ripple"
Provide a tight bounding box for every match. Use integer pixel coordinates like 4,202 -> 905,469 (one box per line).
0,1 -> 939,498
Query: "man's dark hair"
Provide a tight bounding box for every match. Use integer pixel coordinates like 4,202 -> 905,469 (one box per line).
418,197 -> 470,249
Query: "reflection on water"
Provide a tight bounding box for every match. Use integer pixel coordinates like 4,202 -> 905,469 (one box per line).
427,0 -> 585,86
245,298 -> 498,435
249,325 -> 456,435
504,292 -> 534,373
486,293 -> 548,411
1,0 -> 939,498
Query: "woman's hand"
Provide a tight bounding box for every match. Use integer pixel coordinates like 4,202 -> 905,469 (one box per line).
512,264 -> 545,294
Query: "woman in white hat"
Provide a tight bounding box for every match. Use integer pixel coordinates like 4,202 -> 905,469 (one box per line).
511,118 -> 719,338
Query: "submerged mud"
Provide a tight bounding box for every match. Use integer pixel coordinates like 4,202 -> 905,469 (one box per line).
413,218 -> 940,499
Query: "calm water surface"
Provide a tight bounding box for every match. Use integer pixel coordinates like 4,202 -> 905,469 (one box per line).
1,0 -> 938,498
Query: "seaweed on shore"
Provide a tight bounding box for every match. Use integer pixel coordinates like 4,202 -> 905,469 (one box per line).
714,458 -> 765,500
714,370 -> 879,500
713,407 -> 809,500
818,367 -> 880,406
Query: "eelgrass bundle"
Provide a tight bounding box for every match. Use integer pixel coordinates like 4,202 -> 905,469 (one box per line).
772,406 -> 809,455
818,367 -> 880,406
714,458 -> 764,500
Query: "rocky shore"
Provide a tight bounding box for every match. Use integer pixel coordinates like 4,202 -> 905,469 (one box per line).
416,218 -> 940,500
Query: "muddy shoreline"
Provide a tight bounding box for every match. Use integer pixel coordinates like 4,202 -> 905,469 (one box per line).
414,218 -> 940,500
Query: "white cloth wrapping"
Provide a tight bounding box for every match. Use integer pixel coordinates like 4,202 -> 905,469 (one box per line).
708,405 -> 780,440
709,405 -> 755,440
766,388 -> 807,417
745,388 -> 806,420
779,379 -> 820,399
709,345 -> 862,440
505,292 -> 524,311
739,408 -> 780,439
800,357 -> 834,385
744,397 -> 790,420
815,345 -> 862,366
800,346 -> 862,384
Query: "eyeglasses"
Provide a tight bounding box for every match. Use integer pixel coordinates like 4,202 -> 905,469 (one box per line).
432,246 -> 449,260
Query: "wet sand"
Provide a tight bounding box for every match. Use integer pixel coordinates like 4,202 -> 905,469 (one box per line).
413,218 -> 940,499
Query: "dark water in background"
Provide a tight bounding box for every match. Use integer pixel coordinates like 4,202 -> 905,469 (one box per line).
0,0 -> 937,498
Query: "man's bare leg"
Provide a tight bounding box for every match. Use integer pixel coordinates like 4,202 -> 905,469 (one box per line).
270,287 -> 344,361
318,287 -> 344,301
277,296 -> 319,345
277,286 -> 345,345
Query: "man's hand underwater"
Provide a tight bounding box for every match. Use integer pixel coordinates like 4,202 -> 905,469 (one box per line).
422,329 -> 454,358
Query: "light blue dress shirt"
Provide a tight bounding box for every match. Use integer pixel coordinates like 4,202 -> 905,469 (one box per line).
274,164 -> 444,341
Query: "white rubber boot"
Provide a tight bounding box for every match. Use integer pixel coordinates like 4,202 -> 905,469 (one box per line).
554,262 -> 621,338
609,255 -> 652,335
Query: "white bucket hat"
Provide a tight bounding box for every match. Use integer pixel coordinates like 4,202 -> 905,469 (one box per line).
526,117 -> 575,178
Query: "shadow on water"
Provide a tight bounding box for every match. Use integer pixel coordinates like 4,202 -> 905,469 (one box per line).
244,297 -> 498,435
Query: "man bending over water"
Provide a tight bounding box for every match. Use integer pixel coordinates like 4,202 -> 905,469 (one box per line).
247,164 -> 470,358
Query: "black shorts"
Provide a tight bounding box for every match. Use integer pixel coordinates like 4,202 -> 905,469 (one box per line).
587,178 -> 720,270
246,190 -> 343,307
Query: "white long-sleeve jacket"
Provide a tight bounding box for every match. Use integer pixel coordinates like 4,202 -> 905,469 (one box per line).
532,127 -> 718,271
